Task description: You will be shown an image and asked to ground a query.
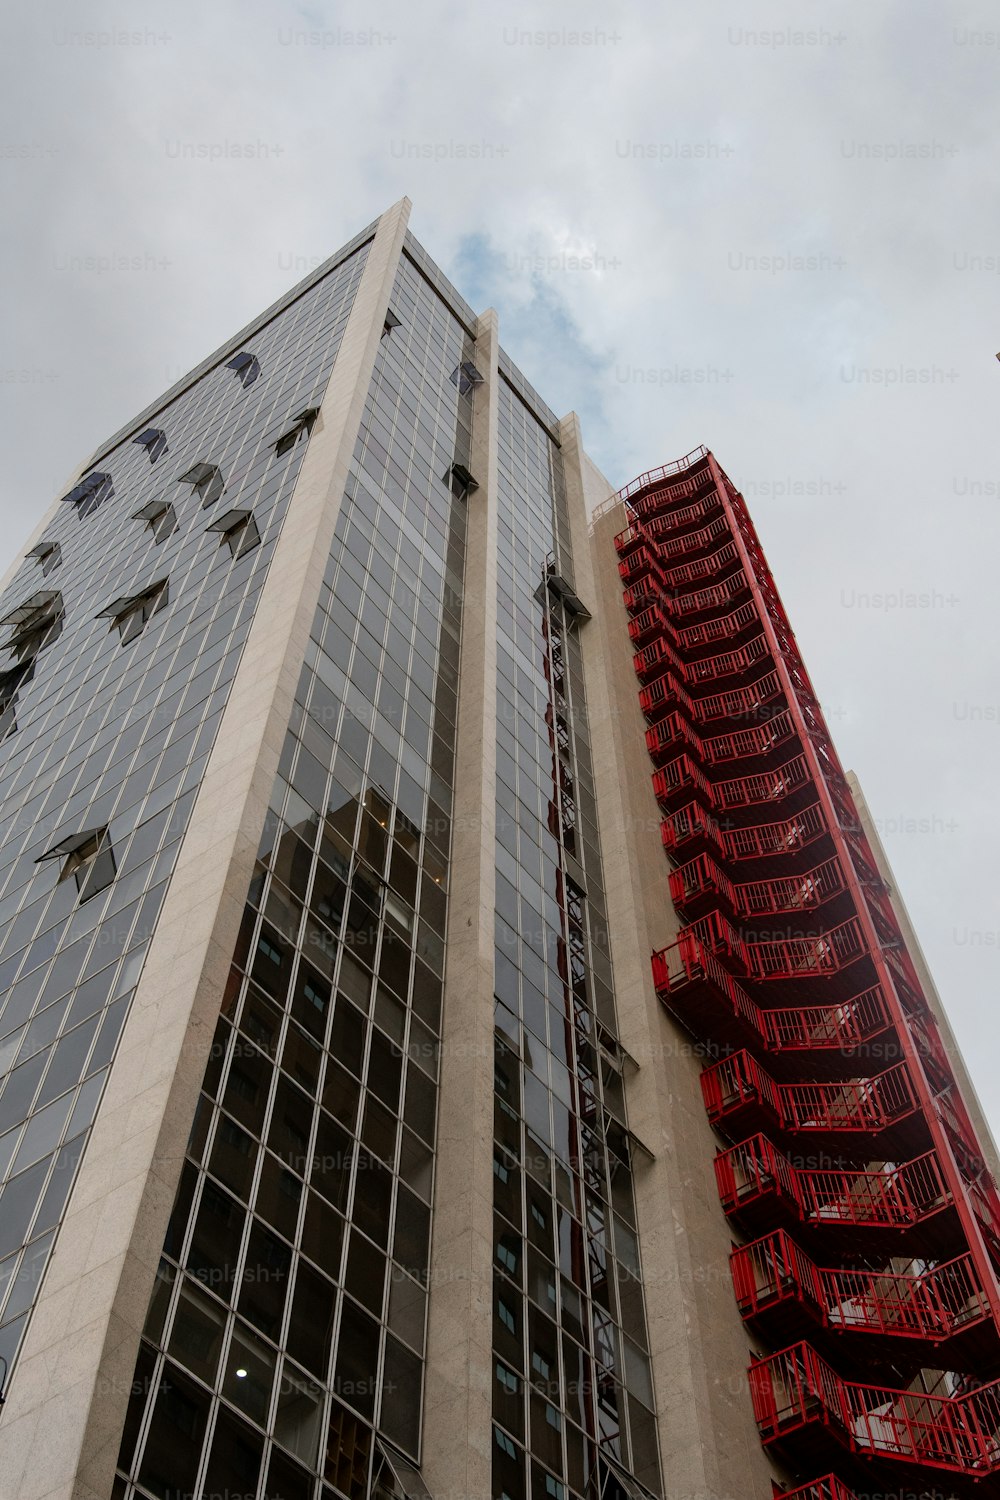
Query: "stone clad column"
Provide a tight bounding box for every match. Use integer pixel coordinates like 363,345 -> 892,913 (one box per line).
422,310 -> 500,1497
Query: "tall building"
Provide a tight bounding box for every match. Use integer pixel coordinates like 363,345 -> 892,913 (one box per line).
0,197 -> 996,1500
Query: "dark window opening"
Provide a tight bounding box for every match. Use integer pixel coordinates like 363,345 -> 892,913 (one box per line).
274,408 -> 318,458
37,826 -> 117,902
598,1456 -> 658,1500
178,461 -> 225,507
97,579 -> 169,645
0,660 -> 33,742
132,500 -> 178,544
372,1440 -> 433,1500
26,541 -> 61,576
60,470 -> 113,518
449,361 -> 484,395
133,427 -> 168,463
205,508 -> 261,559
447,463 -> 479,500
382,310 -> 402,339
225,350 -> 261,388
1,590 -> 64,662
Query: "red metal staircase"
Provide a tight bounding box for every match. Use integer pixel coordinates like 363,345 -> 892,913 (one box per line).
614,449 -> 1000,1495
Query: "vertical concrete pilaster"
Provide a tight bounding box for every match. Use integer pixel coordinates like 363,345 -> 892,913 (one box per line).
422,311 -> 501,1498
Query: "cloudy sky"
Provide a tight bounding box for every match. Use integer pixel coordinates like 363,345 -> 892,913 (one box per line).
2,0 -> 999,1133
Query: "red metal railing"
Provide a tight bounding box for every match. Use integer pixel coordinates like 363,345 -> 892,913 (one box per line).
645,512 -> 730,556
641,490 -> 721,532
713,753 -> 810,811
777,1479 -> 858,1500
634,630 -> 771,687
617,446 -> 710,502
654,753 -> 812,816
652,933 -> 891,1054
702,1050 -> 918,1134
703,713 -> 798,766
669,570 -> 748,617
639,666 -> 784,727
734,854 -> 845,917
749,1340 -> 1000,1476
749,917 -> 867,980
659,540 -> 741,589
627,603 -> 664,646
614,523 -> 645,556
732,1230 -> 989,1343
687,910 -> 867,980
660,800 -> 724,856
670,848 -> 845,920
725,802 -> 827,861
674,597 -> 760,648
617,543 -> 653,585
621,583 -> 658,615
689,670 -> 784,724
715,1136 -> 952,1231
652,755 -> 714,808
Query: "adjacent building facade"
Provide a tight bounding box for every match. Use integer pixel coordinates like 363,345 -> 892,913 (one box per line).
0,198 -> 996,1500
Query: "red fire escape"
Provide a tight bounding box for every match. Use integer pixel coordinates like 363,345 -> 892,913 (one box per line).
615,448 -> 1000,1496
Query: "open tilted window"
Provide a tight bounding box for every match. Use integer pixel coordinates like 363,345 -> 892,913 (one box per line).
597,1455 -> 660,1500
273,407 -> 318,457
177,461 -> 225,507
0,660 -> 34,742
1,590 -> 64,662
449,360 -> 484,395
36,826 -> 116,902
382,309 -> 402,339
372,1442 -> 433,1500
446,462 -> 479,500
133,427 -> 168,463
205,507 -> 261,559
132,499 -> 178,544
26,540 -> 61,576
97,578 -> 168,644
225,350 -> 261,388
60,470 -> 113,518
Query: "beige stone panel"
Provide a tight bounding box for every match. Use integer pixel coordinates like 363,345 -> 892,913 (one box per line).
421,310 -> 500,1496
0,199 -> 412,1500
558,418 -> 782,1499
